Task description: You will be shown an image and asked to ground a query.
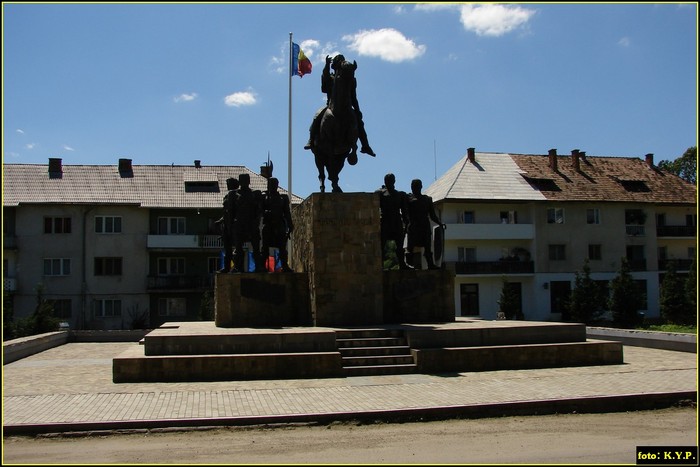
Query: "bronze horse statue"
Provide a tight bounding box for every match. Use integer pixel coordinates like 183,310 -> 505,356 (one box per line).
310,59 -> 359,193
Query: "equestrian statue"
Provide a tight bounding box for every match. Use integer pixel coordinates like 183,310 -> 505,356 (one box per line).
304,54 -> 375,193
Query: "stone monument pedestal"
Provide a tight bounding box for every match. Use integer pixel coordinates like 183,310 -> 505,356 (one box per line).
291,193 -> 384,326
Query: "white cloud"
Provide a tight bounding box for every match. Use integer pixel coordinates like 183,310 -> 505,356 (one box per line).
459,4 -> 535,37
414,4 -> 459,12
174,93 -> 198,103
224,90 -> 257,107
342,28 -> 426,63
16,129 -> 25,134
618,37 -> 631,47
299,39 -> 320,59
63,145 -> 75,152
26,143 -> 36,150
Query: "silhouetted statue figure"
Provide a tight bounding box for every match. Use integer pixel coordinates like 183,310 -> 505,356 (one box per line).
406,179 -> 445,270
377,173 -> 411,270
261,177 -> 294,272
218,177 -> 240,273
232,173 -> 263,273
305,54 -> 375,158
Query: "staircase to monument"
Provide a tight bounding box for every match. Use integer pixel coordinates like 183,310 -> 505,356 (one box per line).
336,329 -> 417,376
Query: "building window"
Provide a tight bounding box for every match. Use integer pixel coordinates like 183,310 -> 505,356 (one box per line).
658,246 -> 668,261
500,211 -> 517,224
550,281 -> 571,316
158,217 -> 186,235
158,257 -> 185,275
457,247 -> 476,263
461,211 -> 475,224
459,284 -> 479,316
52,299 -> 72,319
44,217 -> 72,234
586,209 -> 600,225
548,244 -> 566,261
546,208 -> 564,224
158,298 -> 187,317
94,257 -> 123,276
43,258 -> 71,276
95,216 -> 122,234
94,299 -> 122,318
588,244 -> 602,261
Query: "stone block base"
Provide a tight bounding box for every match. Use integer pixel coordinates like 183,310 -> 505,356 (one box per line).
215,273 -> 311,327
383,269 -> 456,324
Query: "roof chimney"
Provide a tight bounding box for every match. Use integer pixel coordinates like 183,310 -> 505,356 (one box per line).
48,158 -> 62,178
118,158 -> 133,177
571,149 -> 580,172
579,151 -> 587,164
467,147 -> 476,164
548,149 -> 558,171
194,160 -> 201,168
645,153 -> 654,167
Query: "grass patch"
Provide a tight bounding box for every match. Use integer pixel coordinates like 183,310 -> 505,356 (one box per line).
641,324 -> 697,334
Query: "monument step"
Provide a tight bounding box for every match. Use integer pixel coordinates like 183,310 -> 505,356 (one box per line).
341,355 -> 415,367
338,345 -> 412,357
336,337 -> 407,348
334,329 -> 405,339
343,363 -> 418,377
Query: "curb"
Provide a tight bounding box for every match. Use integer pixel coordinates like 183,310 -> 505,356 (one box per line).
587,327 -> 697,353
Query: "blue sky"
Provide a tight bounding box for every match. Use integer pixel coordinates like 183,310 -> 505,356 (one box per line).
3,2 -> 697,199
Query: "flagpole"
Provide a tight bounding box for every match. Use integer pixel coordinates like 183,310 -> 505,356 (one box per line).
288,32 -> 293,202
287,32 -> 294,262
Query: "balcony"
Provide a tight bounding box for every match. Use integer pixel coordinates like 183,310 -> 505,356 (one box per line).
147,234 -> 222,249
444,223 -> 534,241
447,260 -> 534,275
656,225 -> 696,238
658,259 -> 694,272
147,275 -> 215,290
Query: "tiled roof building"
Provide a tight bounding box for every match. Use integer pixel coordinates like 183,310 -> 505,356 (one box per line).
3,159 -> 298,330
426,148 -> 696,322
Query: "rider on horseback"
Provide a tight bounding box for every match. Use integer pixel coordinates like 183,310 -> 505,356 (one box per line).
304,54 -> 376,157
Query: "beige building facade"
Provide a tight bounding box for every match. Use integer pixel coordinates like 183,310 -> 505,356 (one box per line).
426,149 -> 696,322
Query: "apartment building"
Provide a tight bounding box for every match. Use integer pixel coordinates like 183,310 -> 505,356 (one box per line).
425,148 -> 697,322
3,158 -> 300,330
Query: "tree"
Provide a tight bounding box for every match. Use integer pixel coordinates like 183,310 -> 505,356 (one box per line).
198,290 -> 215,321
498,276 -> 523,320
569,259 -> 604,325
658,146 -> 696,185
659,260 -> 690,325
608,258 -> 643,328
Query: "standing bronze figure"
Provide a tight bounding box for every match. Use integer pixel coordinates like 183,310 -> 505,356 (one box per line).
261,177 -> 294,272
406,179 -> 445,270
377,173 -> 411,270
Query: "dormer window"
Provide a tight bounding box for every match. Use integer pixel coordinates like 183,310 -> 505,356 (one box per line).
619,180 -> 650,192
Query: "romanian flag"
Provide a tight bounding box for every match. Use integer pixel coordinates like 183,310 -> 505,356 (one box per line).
291,42 -> 312,78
